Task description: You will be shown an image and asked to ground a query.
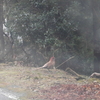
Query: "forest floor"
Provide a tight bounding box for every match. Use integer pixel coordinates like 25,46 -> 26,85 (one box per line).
0,64 -> 100,100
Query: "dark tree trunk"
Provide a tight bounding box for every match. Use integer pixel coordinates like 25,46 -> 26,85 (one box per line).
92,0 -> 100,72
0,0 -> 5,62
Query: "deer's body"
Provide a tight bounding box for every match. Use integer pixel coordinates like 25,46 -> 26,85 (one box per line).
42,57 -> 55,69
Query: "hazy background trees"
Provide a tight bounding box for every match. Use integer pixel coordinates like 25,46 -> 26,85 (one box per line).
0,0 -> 100,74
0,0 -> 5,62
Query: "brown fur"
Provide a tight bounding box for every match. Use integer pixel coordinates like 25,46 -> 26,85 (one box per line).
42,57 -> 55,69
34,57 -> 55,70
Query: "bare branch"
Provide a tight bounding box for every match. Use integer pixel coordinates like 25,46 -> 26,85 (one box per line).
56,56 -> 75,69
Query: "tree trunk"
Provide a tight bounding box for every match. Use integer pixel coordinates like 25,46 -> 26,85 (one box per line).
0,0 -> 5,62
92,0 -> 100,72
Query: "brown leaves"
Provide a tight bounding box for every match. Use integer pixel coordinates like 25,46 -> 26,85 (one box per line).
40,83 -> 100,100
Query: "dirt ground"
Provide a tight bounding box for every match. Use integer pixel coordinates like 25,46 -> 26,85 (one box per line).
0,64 -> 99,100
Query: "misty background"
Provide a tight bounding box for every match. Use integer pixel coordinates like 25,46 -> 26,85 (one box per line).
0,0 -> 100,75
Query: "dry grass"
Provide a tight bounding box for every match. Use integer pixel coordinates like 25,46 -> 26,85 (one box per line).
0,65 -> 98,100
0,65 -> 77,99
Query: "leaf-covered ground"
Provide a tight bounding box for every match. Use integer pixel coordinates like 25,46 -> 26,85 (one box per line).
0,65 -> 99,100
40,83 -> 100,100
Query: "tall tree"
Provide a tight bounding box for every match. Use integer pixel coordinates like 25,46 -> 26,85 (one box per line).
0,0 -> 4,61
92,0 -> 100,72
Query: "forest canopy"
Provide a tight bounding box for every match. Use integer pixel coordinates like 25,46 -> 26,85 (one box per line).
0,0 -> 100,74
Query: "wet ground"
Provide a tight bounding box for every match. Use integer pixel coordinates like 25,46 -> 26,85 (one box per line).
0,88 -> 21,100
0,94 -> 12,100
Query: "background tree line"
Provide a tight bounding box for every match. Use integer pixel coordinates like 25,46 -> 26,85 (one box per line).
0,0 -> 100,74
